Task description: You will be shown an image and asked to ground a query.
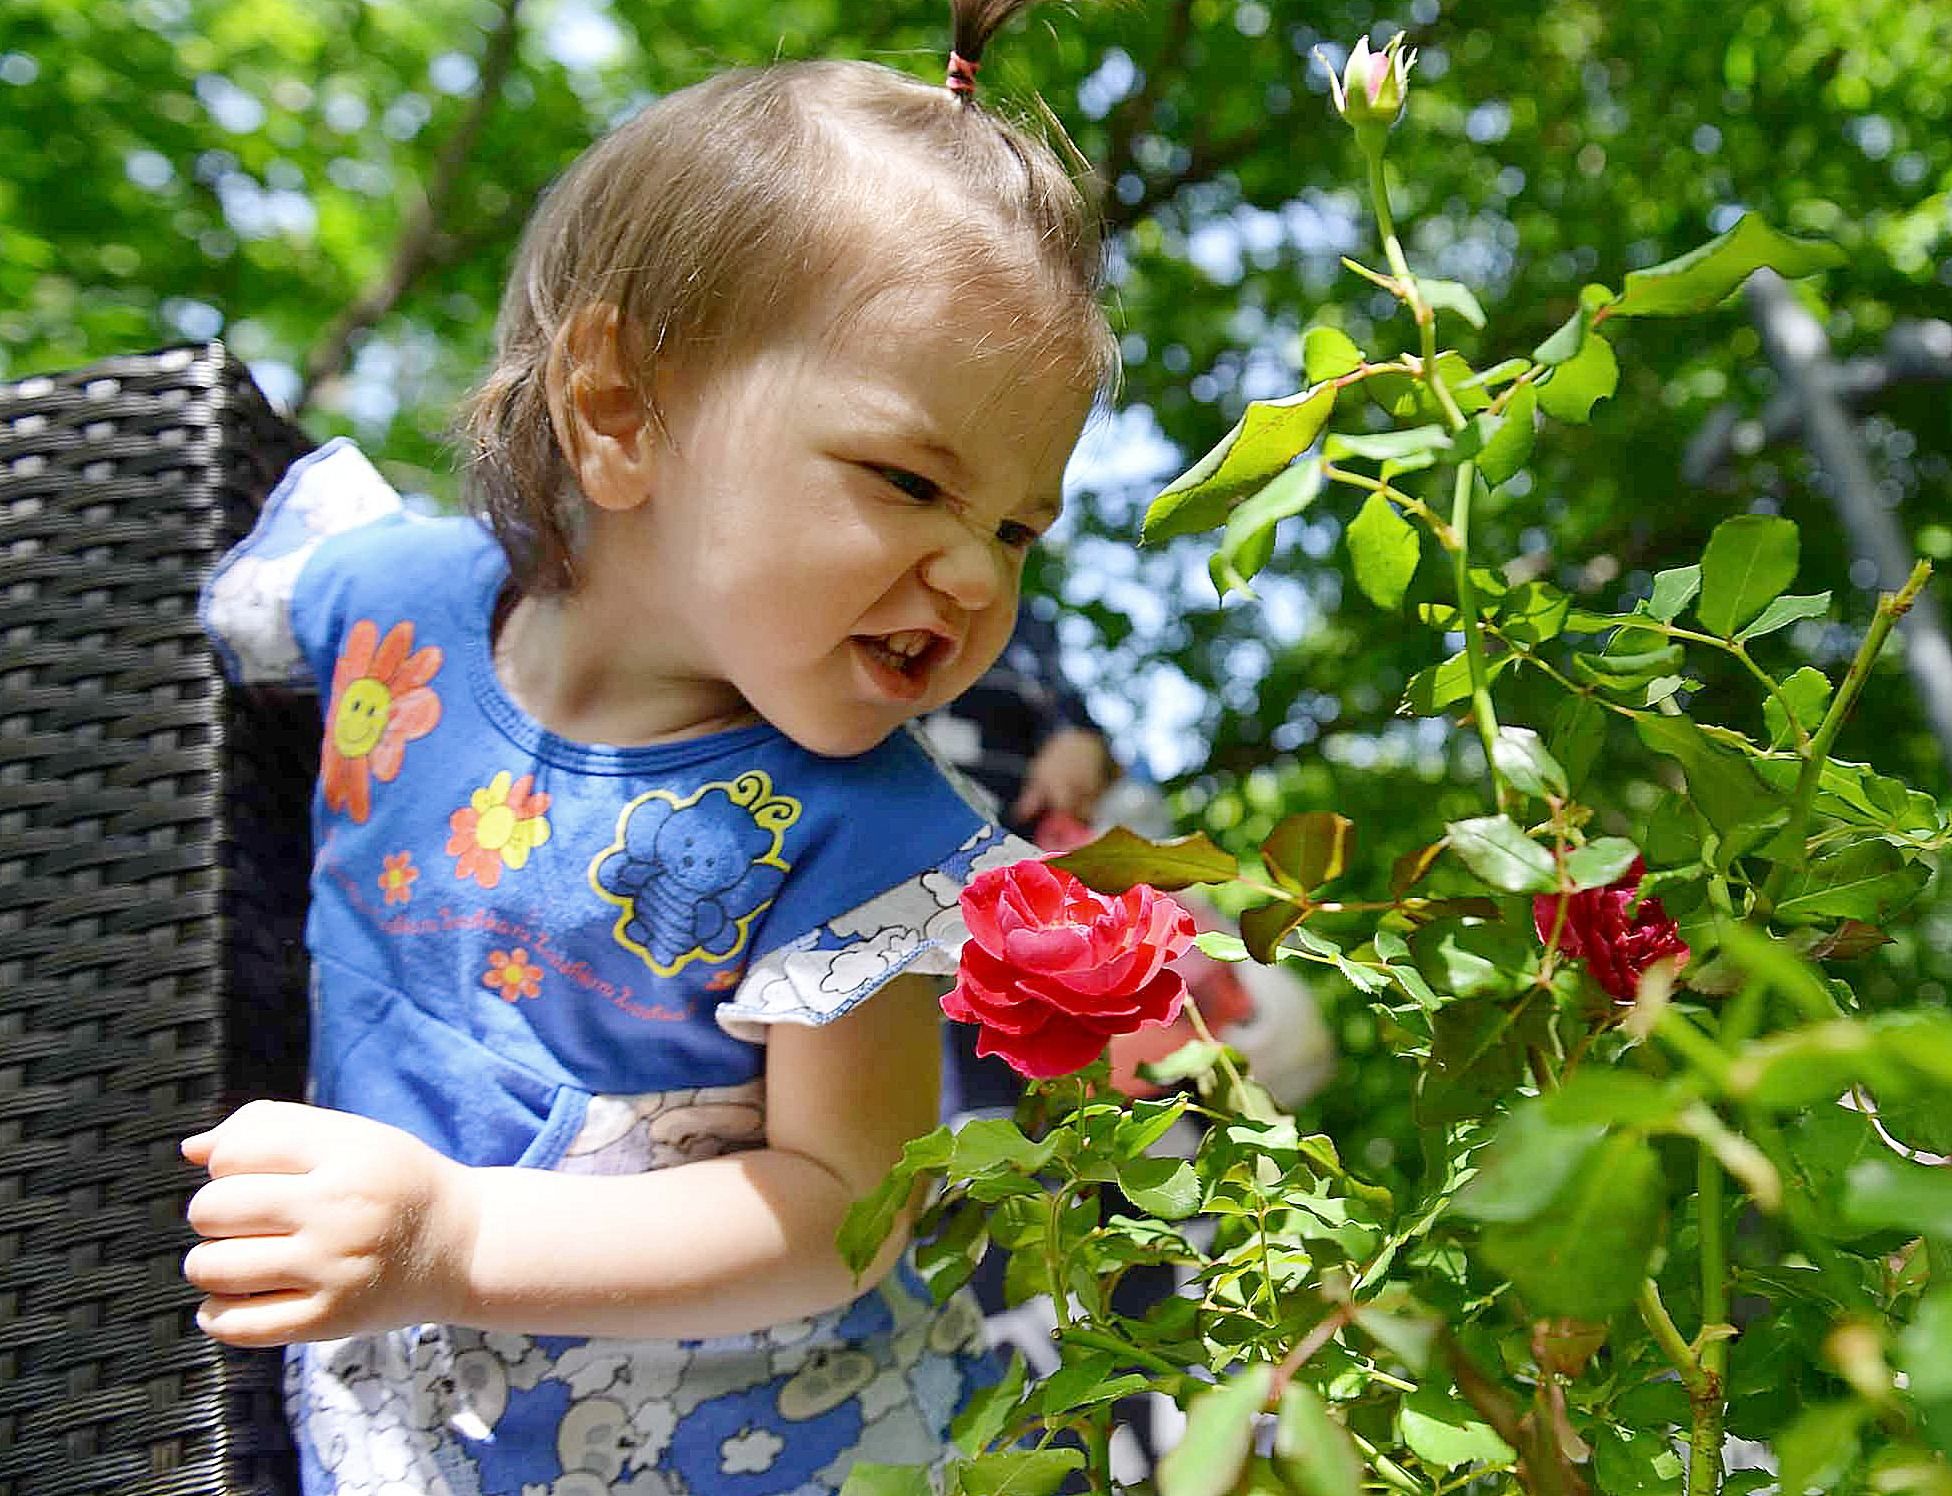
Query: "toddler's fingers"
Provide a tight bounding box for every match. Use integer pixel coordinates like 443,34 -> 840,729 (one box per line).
187,1099 -> 325,1178
186,1171 -> 308,1239
195,1289 -> 319,1349
184,1236 -> 312,1300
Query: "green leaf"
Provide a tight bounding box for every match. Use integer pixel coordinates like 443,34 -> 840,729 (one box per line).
1497,579 -> 1569,644
1445,814 -> 1559,893
1240,897 -> 1308,963
1396,1386 -> 1518,1469
1139,1039 -> 1226,1086
1737,589 -> 1831,641
1262,810 -> 1354,894
1302,325 -> 1364,383
839,1463 -> 935,1496
1146,384 -> 1337,543
1564,836 -> 1641,890
1533,304 -> 1589,366
1038,1353 -> 1124,1417
1633,715 -> 1785,862
1697,514 -> 1801,637
1323,424 -> 1451,464
1896,1289 -> 1952,1436
1453,1103 -> 1606,1223
1536,327 -> 1618,422
1473,384 -> 1537,487
1346,490 -> 1421,609
1542,1069 -> 1689,1130
1210,459 -> 1324,597
952,1117 -> 1059,1176
1774,1400 -> 1868,1494
1549,694 -> 1607,793
1050,827 -> 1237,892
958,1448 -> 1087,1496
1118,1095 -> 1192,1155
952,1352 -> 1028,1455
1648,564 -> 1702,622
1460,357 -> 1531,390
1572,642 -> 1687,692
1841,1155 -> 1952,1238
1157,1366 -> 1271,1496
1273,1384 -> 1363,1496
1492,726 -> 1569,799
1773,840 -> 1931,925
1478,1133 -> 1665,1318
1608,214 -> 1848,318
1117,1154 -> 1202,1220
1411,918 -> 1532,1001
1416,276 -> 1487,329
1417,1000 -> 1531,1127
1350,1301 -> 1440,1373
1766,666 -> 1834,749
838,1125 -> 955,1272
1730,1022 -> 1899,1110
1401,650 -> 1513,716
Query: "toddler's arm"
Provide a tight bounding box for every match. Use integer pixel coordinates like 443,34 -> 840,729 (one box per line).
182,974 -> 941,1347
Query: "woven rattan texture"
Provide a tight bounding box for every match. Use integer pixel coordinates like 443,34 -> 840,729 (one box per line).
0,345 -> 317,1496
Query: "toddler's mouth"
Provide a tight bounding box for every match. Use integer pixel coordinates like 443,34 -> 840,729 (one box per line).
853,628 -> 951,697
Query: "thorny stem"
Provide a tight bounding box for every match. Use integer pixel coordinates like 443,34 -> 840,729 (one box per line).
1637,1278 -> 1710,1396
1760,560 -> 1933,911
1362,136 -> 1507,810
1058,1326 -> 1185,1381
1689,1145 -> 1729,1496
1452,463 -> 1512,810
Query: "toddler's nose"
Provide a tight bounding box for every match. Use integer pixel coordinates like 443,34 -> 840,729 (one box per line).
919,527 -> 1009,612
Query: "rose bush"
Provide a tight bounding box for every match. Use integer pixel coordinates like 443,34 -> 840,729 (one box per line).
944,860 -> 1197,1079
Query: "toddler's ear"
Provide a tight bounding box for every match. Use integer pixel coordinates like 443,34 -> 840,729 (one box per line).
545,303 -> 655,513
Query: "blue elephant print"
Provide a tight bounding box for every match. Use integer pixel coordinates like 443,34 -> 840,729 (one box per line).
591,772 -> 799,976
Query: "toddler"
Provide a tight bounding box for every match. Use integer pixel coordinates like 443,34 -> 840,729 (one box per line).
186,4 -> 1116,1491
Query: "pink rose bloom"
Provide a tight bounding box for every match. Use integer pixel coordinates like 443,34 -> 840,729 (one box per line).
944,860 -> 1198,1080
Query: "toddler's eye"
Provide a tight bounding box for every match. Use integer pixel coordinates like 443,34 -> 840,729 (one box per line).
879,467 -> 941,504
996,520 -> 1042,551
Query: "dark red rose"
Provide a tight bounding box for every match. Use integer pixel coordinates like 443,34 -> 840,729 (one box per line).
944,860 -> 1199,1080
1533,857 -> 1690,1003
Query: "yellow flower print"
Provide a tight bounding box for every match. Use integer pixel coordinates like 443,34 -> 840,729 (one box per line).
447,770 -> 552,890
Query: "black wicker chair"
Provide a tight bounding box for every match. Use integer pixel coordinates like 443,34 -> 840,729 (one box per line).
0,345 -> 318,1496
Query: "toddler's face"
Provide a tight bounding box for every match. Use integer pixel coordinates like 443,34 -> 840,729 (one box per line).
575,285 -> 1096,757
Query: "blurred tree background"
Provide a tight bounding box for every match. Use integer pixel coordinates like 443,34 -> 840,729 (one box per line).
5,0 -> 1948,1180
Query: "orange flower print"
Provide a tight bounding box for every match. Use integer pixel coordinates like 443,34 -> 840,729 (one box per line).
447,770 -> 553,890
322,619 -> 443,824
378,851 -> 419,905
483,948 -> 543,1003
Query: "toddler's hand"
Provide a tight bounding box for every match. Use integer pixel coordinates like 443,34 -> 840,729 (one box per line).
1011,726 -> 1116,826
181,1100 -> 478,1347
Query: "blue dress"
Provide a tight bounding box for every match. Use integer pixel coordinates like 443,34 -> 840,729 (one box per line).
201,440 -> 1018,1496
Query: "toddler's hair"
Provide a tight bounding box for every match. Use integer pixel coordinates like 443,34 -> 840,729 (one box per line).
462,0 -> 1117,594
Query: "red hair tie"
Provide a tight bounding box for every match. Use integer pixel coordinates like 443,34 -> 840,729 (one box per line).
945,51 -> 980,97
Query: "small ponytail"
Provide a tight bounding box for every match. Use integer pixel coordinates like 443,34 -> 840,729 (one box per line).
948,0 -> 1042,96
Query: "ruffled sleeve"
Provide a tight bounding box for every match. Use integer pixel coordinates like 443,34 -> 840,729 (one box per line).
715,822 -> 1039,1042
199,437 -> 409,687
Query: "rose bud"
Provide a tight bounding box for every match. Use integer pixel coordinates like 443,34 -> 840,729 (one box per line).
1319,31 -> 1418,133
944,860 -> 1198,1081
1533,857 -> 1690,1004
